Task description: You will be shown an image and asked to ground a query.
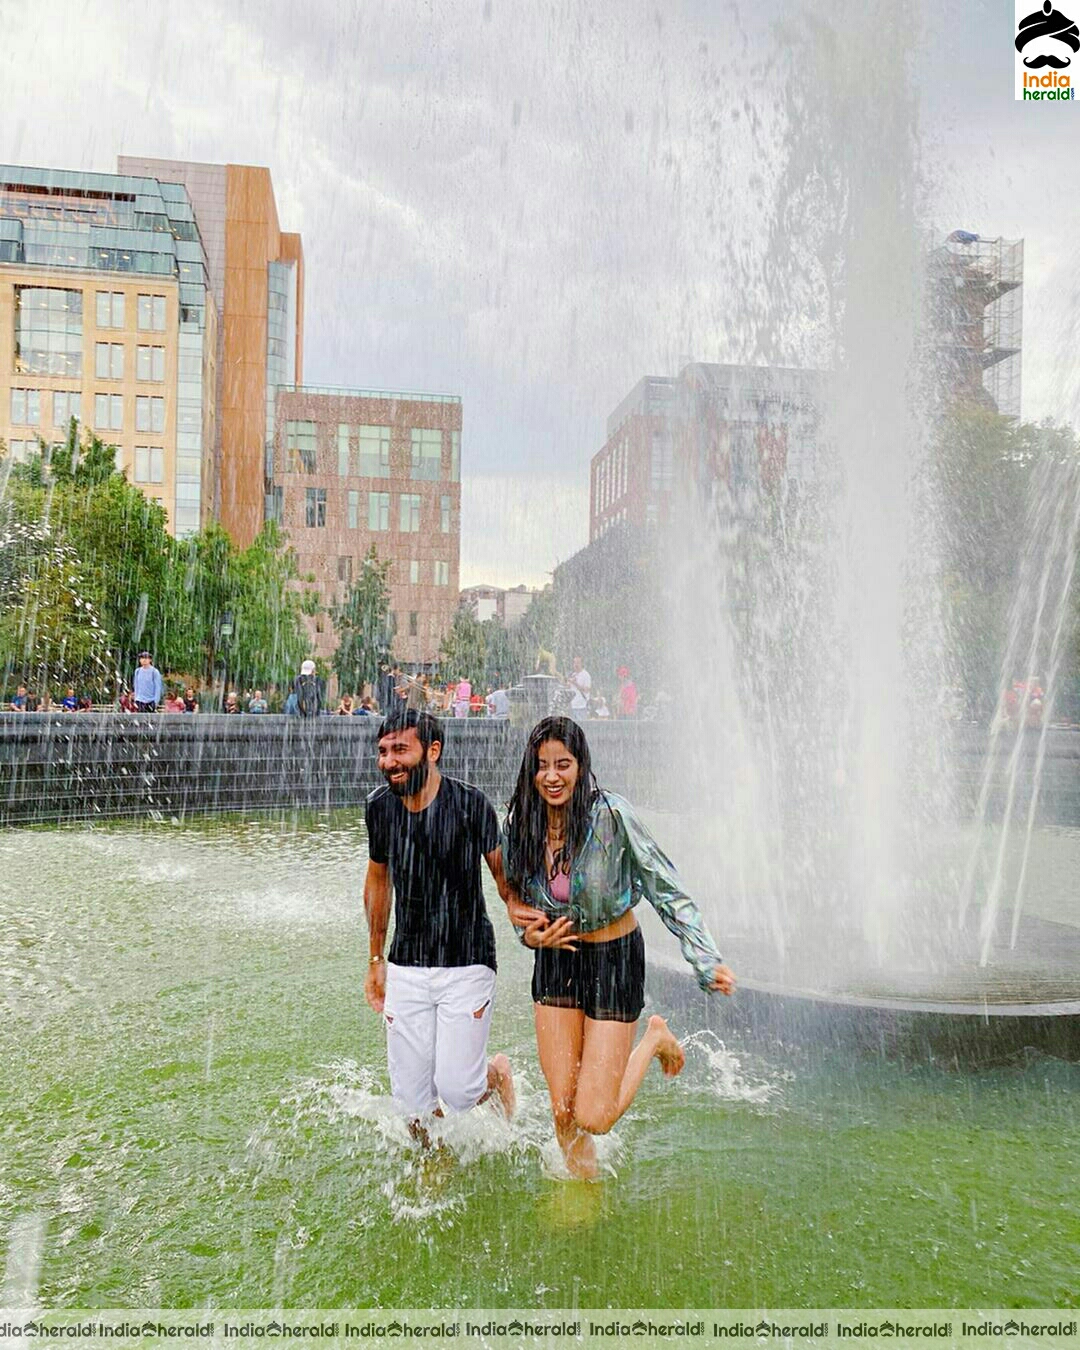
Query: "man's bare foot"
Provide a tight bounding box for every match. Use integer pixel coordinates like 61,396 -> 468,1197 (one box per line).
648,1015 -> 686,1077
486,1053 -> 516,1119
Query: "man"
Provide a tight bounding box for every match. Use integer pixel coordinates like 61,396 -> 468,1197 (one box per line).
363,709 -> 514,1126
10,684 -> 28,712
247,689 -> 267,713
293,659 -> 325,718
568,654 -> 591,719
485,686 -> 511,719
132,651 -> 163,712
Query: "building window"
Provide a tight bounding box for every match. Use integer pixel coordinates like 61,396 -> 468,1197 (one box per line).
265,485 -> 284,524
368,490 -> 390,531
14,287 -> 83,377
410,428 -> 442,481
305,487 -> 327,527
136,396 -> 165,433
94,393 -> 123,431
287,420 -> 317,473
95,342 -> 124,380
450,430 -> 460,481
137,294 -> 167,332
338,556 -> 353,585
134,446 -> 164,484
136,345 -> 166,382
337,424 -> 350,476
408,611 -> 418,637
347,489 -> 359,530
434,560 -> 449,587
399,493 -> 421,532
52,391 -> 81,427
440,494 -> 451,533
6,439 -> 37,463
96,291 -> 125,329
409,559 -> 420,585
356,424 -> 390,477
10,388 -> 40,426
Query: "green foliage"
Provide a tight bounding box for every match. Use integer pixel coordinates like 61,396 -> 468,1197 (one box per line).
438,607 -> 488,686
331,546 -> 393,693
0,431 -> 308,696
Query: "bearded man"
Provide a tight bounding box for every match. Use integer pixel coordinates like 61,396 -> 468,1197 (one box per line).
363,709 -> 515,1126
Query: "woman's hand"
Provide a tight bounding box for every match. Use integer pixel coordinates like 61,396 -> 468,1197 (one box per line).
709,964 -> 736,995
523,915 -> 578,950
505,894 -> 549,928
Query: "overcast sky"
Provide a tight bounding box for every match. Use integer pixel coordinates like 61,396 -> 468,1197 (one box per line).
2,0 -> 1078,586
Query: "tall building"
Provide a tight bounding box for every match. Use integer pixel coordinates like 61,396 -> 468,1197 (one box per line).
589,364 -> 822,541
118,157 -> 304,546
0,164 -> 216,533
271,385 -> 462,667
926,234 -> 1023,418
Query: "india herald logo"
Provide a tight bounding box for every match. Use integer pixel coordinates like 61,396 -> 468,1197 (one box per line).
1016,0 -> 1080,67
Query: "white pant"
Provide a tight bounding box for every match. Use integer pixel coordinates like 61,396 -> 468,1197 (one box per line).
383,963 -> 496,1117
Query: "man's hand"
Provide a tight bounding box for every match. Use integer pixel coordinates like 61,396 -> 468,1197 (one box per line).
365,960 -> 387,1012
523,915 -> 578,950
709,964 -> 736,995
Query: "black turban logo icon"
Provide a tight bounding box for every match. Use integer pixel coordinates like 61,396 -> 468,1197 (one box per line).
1016,0 -> 1080,67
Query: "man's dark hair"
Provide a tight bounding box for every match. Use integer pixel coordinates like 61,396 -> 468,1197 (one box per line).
379,707 -> 442,752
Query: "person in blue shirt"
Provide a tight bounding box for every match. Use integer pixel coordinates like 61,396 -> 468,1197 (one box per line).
132,651 -> 164,712
61,687 -> 78,712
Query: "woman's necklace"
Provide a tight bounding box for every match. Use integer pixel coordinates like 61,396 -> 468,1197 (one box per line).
546,815 -> 568,878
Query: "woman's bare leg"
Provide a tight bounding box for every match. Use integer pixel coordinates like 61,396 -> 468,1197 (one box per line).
573,1015 -> 684,1136
534,1005 -> 596,1179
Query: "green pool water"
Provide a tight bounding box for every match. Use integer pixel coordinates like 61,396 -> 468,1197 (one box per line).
2,815 -> 1078,1309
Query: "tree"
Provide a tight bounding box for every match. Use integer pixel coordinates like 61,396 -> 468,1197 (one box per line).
438,606 -> 487,686
332,545 -> 394,693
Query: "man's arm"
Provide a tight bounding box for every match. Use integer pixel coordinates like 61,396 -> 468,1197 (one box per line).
363,859 -> 391,1012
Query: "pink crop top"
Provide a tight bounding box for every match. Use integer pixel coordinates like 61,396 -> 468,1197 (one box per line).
548,868 -> 571,903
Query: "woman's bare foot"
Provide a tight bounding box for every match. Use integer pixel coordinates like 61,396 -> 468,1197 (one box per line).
486,1054 -> 516,1119
556,1121 -> 598,1180
648,1015 -> 686,1077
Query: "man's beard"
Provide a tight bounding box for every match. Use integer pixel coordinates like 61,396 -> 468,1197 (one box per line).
384,758 -> 430,797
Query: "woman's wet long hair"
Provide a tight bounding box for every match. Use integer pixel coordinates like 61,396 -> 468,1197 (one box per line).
504,716 -> 600,887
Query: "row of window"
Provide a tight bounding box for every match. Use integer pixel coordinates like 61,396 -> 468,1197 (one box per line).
12,287 -> 169,378
332,555 -> 451,588
93,343 -> 167,382
596,437 -> 629,513
3,438 -> 164,485
303,487 -> 452,536
10,388 -> 165,432
286,420 -> 461,481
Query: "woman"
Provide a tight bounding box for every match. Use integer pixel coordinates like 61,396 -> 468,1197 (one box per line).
336,693 -> 354,715
502,716 -> 734,1179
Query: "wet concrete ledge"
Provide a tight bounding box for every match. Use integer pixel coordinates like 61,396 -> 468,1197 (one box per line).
0,714 -> 1078,827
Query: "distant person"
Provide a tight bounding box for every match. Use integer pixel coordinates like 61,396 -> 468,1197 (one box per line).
284,690 -> 299,715
247,690 -> 267,714
9,684 -> 28,712
132,651 -> 163,712
223,691 -> 241,714
293,659 -> 325,718
61,687 -> 78,712
76,695 -> 93,712
363,709 -> 515,1131
452,676 -> 472,719
593,693 -> 611,718
118,690 -> 137,713
377,665 -> 398,714
183,687 -> 201,714
337,694 -> 355,715
486,687 -> 511,720
354,696 -> 376,716
567,655 -> 591,720
164,689 -> 186,713
617,667 -> 638,718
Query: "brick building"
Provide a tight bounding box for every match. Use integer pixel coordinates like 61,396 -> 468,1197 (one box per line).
271,386 -> 462,667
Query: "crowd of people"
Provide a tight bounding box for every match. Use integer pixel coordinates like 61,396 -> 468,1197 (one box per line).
5,649 -> 647,723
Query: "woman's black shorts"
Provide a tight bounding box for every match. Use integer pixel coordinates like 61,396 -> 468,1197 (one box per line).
531,927 -> 645,1023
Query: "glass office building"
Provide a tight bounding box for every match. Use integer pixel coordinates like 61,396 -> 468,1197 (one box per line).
0,165 -> 217,534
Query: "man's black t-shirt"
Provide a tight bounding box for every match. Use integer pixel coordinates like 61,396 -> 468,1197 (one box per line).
365,775 -> 500,971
